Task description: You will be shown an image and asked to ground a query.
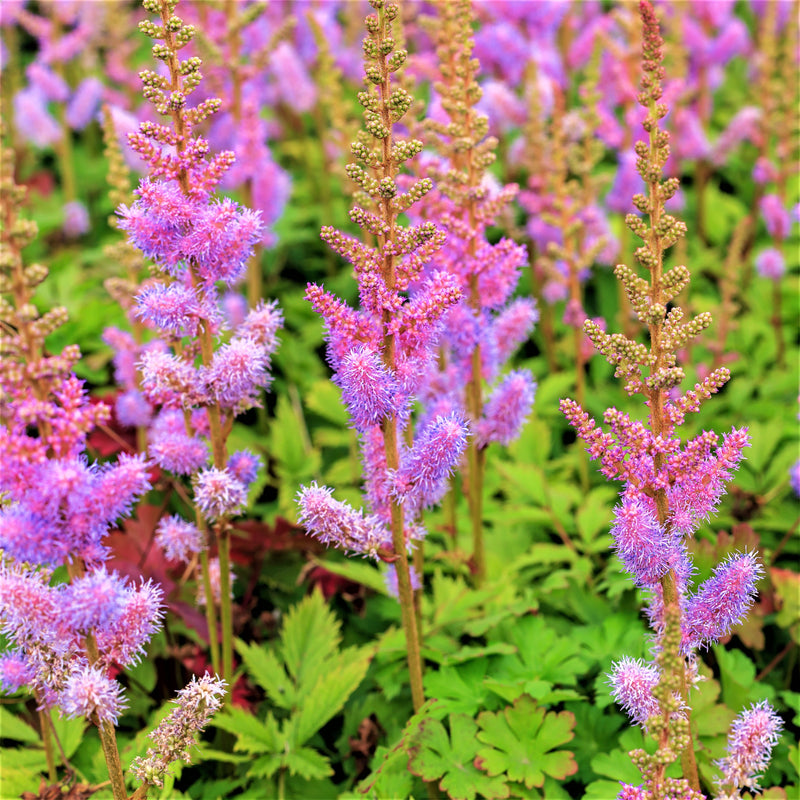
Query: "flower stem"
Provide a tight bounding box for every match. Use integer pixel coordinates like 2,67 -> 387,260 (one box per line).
218,525 -> 234,702
199,546 -> 221,674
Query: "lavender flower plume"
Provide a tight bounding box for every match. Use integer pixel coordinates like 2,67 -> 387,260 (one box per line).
714,700 -> 783,799
335,345 -> 402,431
392,413 -> 470,513
130,673 -> 226,788
608,657 -> 661,728
477,371 -> 536,447
296,483 -> 390,559
193,467 -> 247,521
683,551 -> 763,651
610,496 -> 675,588
155,515 -> 204,563
60,664 -> 128,725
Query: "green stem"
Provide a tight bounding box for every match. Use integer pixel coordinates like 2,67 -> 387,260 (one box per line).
200,547 -> 221,674
218,526 -> 234,700
39,707 -> 57,782
98,719 -> 127,800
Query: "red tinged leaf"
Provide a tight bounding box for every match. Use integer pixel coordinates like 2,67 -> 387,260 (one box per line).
231,516 -> 324,564
86,393 -> 137,458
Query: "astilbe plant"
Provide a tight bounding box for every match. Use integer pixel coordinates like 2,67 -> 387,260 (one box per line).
116,0 -> 282,697
417,0 -> 536,583
0,134 -> 226,800
560,4 -> 782,798
296,0 -> 469,713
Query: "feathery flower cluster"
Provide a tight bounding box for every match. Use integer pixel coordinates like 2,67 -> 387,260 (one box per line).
714,700 -> 783,799
559,4 -> 781,796
130,673 -> 227,788
9,2 -> 107,236
0,135 -> 168,754
298,0 -> 469,563
418,0 -> 537,452
116,0 -> 282,543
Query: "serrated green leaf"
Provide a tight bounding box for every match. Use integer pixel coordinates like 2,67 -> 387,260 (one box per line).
494,462 -> 547,506
408,715 -> 509,800
281,589 -> 341,688
714,646 -> 775,711
284,746 -> 332,780
476,696 -> 577,789
589,749 -> 644,784
213,707 -> 282,755
305,379 -> 349,426
575,487 -> 615,543
293,645 -> 371,744
236,638 -> 296,709
423,660 -> 492,717
356,744 -> 415,799
250,752 -> 283,779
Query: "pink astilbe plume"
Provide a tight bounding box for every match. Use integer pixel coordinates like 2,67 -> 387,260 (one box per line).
130,673 -> 226,788
559,2 -> 778,794
297,0 -> 468,571
608,657 -> 662,728
714,700 -> 783,799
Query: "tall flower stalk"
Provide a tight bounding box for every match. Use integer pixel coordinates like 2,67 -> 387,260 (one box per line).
118,0 -> 281,699
297,0 -> 468,713
561,4 -> 780,797
419,0 -> 536,584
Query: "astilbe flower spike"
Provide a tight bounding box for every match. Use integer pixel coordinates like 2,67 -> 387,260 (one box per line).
129,673 -> 227,789
413,0 -> 537,583
713,700 -> 783,800
560,4 -> 781,798
0,135 -> 167,800
297,0 -> 470,715
117,0 -> 283,695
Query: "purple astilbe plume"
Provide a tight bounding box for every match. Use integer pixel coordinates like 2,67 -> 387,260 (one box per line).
683,552 -> 764,652
608,657 -> 662,729
560,4 -> 780,796
130,673 -> 226,789
297,0 -> 472,715
115,0 -> 284,695
714,700 -> 783,800
155,515 -> 205,564
297,483 -> 391,560
11,2 -> 108,236
408,0 -> 536,584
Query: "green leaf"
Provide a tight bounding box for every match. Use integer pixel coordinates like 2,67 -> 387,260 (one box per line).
236,639 -> 296,710
213,707 -> 282,755
714,646 -> 775,711
423,659 -> 493,717
575,487 -> 615,545
356,744 -> 415,799
304,379 -> 349,426
475,696 -> 577,789
293,645 -> 372,744
50,711 -> 85,759
284,746 -> 333,780
281,589 -> 341,689
408,715 -> 510,800
589,749 -> 645,784
308,555 -> 391,596
0,707 -> 40,743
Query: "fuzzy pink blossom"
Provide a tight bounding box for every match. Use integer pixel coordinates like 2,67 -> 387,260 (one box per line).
715,700 -> 782,797
297,483 -> 390,558
61,664 -> 127,725
609,657 -> 661,728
